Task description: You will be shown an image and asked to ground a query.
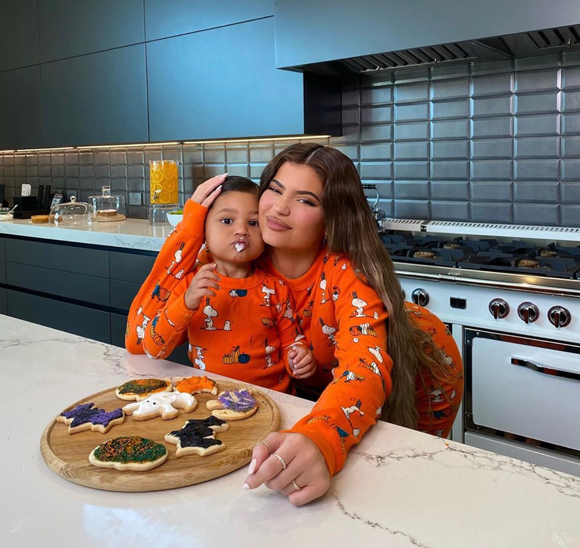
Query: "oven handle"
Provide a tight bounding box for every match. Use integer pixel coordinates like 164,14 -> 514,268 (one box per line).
511,357 -> 580,382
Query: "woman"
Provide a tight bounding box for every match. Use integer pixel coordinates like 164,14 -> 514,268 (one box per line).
242,144 -> 462,505
127,144 -> 462,506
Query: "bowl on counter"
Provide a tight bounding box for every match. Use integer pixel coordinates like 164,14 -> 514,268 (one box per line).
166,208 -> 184,227
0,207 -> 13,221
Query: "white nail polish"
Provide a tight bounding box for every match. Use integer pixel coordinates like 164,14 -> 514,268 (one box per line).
242,483 -> 251,490
248,458 -> 257,475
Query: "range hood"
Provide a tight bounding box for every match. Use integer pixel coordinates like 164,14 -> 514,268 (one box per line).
275,0 -> 580,75
312,25 -> 580,76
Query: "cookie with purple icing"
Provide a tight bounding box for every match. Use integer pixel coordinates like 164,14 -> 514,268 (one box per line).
165,416 -> 229,457
57,402 -> 125,434
205,389 -> 258,421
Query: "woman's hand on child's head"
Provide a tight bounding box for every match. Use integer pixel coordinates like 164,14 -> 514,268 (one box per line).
288,345 -> 316,379
243,432 -> 331,506
190,173 -> 227,208
184,263 -> 221,310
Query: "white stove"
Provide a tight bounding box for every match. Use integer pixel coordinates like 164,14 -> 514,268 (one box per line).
385,219 -> 580,477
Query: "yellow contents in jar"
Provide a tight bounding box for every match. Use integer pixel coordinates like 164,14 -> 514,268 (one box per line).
150,161 -> 178,204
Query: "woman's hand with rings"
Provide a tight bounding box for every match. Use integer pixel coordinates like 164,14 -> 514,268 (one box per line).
243,432 -> 331,506
190,173 -> 227,208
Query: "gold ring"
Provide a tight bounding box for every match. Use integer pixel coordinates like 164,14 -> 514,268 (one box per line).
260,441 -> 272,455
272,452 -> 287,470
292,480 -> 302,491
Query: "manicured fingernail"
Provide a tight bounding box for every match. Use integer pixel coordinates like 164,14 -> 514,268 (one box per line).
248,459 -> 257,475
242,483 -> 251,490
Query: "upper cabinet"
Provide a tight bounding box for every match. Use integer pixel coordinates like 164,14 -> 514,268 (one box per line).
41,45 -> 148,148
38,0 -> 145,63
0,66 -> 43,150
144,0 -> 274,41
147,18 -> 340,141
0,0 -> 40,72
275,0 -> 580,69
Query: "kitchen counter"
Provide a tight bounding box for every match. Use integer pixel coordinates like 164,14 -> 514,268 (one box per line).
2,315 -> 580,547
0,217 -> 168,251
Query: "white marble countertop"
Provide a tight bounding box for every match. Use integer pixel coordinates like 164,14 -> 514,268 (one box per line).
1,315 -> 580,547
0,217 -> 169,252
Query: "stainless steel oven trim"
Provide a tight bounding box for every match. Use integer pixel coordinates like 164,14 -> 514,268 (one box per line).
464,327 -> 580,461
395,262 -> 580,297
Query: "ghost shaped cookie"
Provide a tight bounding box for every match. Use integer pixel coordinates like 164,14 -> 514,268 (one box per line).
123,392 -> 197,421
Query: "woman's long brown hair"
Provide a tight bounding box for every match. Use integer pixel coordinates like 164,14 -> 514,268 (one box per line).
259,143 -> 448,429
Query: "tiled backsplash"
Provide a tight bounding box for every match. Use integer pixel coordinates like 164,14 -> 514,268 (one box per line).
2,51 -> 580,226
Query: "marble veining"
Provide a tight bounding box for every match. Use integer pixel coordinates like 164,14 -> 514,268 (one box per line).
2,315 -> 580,547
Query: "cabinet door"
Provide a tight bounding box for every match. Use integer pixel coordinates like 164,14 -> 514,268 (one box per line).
38,0 -> 145,63
0,289 -> 6,315
0,238 -> 5,284
147,18 -> 305,141
41,45 -> 148,147
144,0 -> 274,41
0,66 -> 43,150
0,0 -> 39,72
7,290 -> 111,344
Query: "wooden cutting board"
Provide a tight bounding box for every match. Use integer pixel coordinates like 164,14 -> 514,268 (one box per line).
40,377 -> 280,492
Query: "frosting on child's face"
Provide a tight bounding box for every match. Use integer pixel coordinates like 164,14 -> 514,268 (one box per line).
205,191 -> 265,264
259,162 -> 325,253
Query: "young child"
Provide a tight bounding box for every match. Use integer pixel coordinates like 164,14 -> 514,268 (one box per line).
126,175 -> 315,393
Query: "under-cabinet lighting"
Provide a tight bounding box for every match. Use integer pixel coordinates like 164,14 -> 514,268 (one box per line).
77,142 -> 180,150
183,135 -> 331,145
0,150 -> 15,154
15,147 -> 75,153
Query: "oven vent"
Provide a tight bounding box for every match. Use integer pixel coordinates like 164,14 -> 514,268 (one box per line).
425,221 -> 580,242
380,219 -> 426,232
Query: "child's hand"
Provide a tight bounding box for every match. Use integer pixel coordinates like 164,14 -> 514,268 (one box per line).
184,263 -> 220,310
191,174 -> 227,208
288,345 -> 316,379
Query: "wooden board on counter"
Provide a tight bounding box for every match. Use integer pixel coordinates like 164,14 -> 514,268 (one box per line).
40,377 -> 280,492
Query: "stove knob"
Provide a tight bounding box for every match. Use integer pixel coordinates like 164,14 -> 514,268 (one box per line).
489,299 -> 509,319
411,288 -> 429,307
517,302 -> 539,324
548,306 -> 571,328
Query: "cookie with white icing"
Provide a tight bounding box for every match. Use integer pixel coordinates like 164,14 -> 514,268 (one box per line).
115,378 -> 172,401
89,436 -> 168,471
57,402 -> 125,434
123,392 -> 197,421
206,389 -> 258,421
165,416 -> 229,457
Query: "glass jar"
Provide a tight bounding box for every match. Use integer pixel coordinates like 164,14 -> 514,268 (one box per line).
88,186 -> 126,222
49,196 -> 96,226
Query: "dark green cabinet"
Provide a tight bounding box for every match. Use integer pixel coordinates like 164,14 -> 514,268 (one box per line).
144,0 -> 274,41
0,289 -> 7,315
0,238 -> 5,284
38,0 -> 145,63
41,45 -> 149,147
7,289 -> 111,343
0,0 -> 39,72
0,66 -> 43,150
148,18 -> 339,141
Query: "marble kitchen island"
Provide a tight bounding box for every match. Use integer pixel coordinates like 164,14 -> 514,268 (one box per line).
1,314 -> 580,548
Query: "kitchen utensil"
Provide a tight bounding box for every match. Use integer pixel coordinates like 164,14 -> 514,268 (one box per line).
40,377 -> 280,492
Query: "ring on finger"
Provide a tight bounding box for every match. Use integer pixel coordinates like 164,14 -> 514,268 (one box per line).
292,480 -> 301,491
272,452 -> 287,470
260,441 -> 272,455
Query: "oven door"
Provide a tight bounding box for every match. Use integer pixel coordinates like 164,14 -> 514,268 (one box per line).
465,328 -> 580,460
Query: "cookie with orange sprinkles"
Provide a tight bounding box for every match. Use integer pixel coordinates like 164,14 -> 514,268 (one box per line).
115,378 -> 172,401
89,436 -> 168,471
174,375 -> 218,395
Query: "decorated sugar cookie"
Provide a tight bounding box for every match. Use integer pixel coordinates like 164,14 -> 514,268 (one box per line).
206,389 -> 258,421
89,436 -> 168,471
123,392 -> 197,421
57,402 -> 125,434
174,375 -> 218,395
115,378 -> 172,401
165,416 -> 229,457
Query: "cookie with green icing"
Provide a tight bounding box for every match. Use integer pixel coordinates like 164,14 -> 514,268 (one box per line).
89,436 -> 168,471
115,378 -> 172,401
